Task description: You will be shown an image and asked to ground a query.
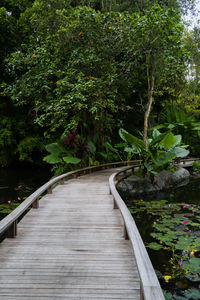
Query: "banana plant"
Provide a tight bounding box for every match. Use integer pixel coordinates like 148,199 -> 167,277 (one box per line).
119,128 -> 189,175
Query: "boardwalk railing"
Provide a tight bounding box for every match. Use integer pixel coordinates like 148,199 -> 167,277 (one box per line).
0,160 -> 140,239
109,165 -> 165,300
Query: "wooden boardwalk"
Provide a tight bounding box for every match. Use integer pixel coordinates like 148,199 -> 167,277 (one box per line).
0,168 -> 140,299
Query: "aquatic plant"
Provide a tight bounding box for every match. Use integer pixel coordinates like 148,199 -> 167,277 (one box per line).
131,200 -> 200,283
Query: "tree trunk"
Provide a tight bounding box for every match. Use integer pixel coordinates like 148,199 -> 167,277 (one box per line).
98,114 -> 104,151
143,55 -> 155,151
109,0 -> 112,11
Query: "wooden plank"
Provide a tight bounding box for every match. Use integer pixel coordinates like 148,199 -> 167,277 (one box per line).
0,248 -> 133,255
0,271 -> 139,278
16,231 -> 125,240
0,270 -> 139,278
0,261 -> 136,269
0,288 -> 140,296
0,275 -> 140,286
5,235 -> 126,242
0,297 -> 139,300
0,252 -> 134,259
0,258 -> 136,265
0,294 -> 140,300
21,211 -> 122,217
0,295 -> 140,300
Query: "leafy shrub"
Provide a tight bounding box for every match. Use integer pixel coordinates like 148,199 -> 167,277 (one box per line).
119,128 -> 189,175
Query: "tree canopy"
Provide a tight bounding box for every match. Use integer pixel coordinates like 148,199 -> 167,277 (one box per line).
0,0 -> 199,165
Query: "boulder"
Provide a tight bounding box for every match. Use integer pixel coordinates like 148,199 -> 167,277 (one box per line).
117,167 -> 190,197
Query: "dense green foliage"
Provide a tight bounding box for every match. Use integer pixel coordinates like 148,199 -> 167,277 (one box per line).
155,107 -> 200,155
119,128 -> 189,176
0,0 -> 199,167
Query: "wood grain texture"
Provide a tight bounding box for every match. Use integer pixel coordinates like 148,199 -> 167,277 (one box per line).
0,168 -> 140,299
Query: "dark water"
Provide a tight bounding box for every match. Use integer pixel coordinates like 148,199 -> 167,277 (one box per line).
120,176 -> 200,299
0,165 -> 52,220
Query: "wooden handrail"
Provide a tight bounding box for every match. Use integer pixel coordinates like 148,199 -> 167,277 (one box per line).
109,165 -> 165,300
0,160 -> 140,238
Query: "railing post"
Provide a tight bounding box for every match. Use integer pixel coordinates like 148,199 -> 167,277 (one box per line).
60,178 -> 65,185
124,225 -> 129,240
47,186 -> 53,194
113,198 -> 118,209
32,198 -> 39,209
140,282 -> 144,300
7,220 -> 17,238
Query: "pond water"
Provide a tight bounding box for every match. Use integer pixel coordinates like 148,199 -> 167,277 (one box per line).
119,176 -> 200,300
0,164 -> 52,220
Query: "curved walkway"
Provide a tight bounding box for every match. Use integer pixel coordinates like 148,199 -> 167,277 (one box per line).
0,167 -> 140,299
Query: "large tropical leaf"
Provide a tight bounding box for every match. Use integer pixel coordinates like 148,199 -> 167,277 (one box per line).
152,151 -> 177,167
87,141 -> 96,154
150,131 -> 171,147
45,142 -> 67,154
115,143 -> 127,148
192,126 -> 200,131
43,154 -> 62,164
173,135 -> 182,147
119,128 -> 146,151
169,147 -> 189,158
167,124 -> 175,129
152,128 -> 161,140
158,132 -> 175,150
144,163 -> 157,175
153,124 -> 165,130
63,156 -> 81,164
124,147 -> 135,153
119,128 -> 129,142
105,142 -> 118,153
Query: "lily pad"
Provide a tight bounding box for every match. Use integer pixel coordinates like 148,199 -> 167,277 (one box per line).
147,242 -> 163,250
184,288 -> 200,299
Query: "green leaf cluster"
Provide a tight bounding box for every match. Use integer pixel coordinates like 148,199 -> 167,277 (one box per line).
119,128 -> 189,174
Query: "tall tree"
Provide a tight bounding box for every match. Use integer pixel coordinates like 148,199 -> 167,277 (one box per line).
124,5 -> 188,149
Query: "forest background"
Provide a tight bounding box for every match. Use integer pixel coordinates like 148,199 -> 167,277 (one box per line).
0,0 -> 200,173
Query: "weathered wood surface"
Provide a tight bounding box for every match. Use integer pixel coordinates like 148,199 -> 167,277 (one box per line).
0,161 -> 139,238
0,168 -> 140,299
